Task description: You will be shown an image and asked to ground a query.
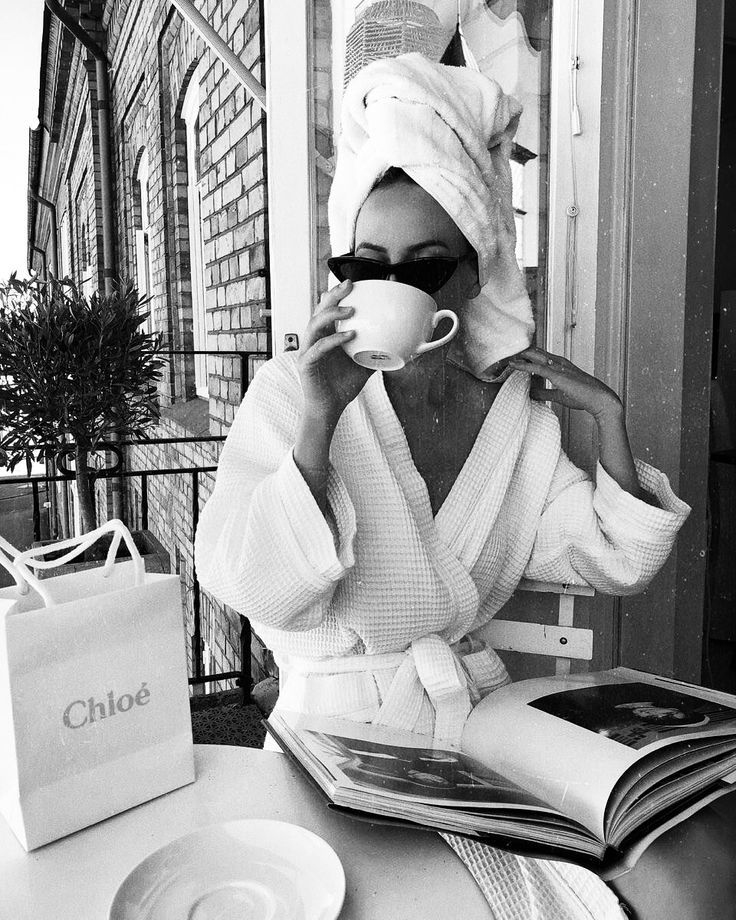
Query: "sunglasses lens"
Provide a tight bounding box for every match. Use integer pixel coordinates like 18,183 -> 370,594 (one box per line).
396,259 -> 458,294
327,257 -> 386,284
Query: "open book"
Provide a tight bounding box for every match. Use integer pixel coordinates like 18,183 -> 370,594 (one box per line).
266,668 -> 736,875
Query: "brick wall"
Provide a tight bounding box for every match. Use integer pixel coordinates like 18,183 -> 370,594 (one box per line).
124,427 -> 270,688
196,1 -> 269,433
107,0 -> 272,685
59,50 -> 100,293
35,0 -> 275,688
34,0 -> 345,690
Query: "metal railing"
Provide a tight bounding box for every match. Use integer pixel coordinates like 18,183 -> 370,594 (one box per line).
0,463 -> 250,693
0,348 -> 271,695
161,349 -> 267,402
0,475 -> 49,544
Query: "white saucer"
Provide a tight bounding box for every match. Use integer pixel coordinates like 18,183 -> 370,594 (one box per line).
109,819 -> 346,920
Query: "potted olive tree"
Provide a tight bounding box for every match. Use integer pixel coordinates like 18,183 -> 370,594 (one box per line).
0,274 -> 165,549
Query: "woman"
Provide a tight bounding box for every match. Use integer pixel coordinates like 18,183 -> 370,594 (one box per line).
195,54 -> 721,920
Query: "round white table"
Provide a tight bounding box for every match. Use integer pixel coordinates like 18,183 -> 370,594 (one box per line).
0,744 -> 492,919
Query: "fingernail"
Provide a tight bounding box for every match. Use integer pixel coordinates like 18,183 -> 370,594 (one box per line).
338,304 -> 354,313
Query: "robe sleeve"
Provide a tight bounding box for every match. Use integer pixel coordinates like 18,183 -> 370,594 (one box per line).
194,355 -> 357,630
523,451 -> 691,594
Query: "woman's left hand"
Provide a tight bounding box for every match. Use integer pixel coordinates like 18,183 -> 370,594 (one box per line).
508,347 -> 622,423
509,347 -> 644,499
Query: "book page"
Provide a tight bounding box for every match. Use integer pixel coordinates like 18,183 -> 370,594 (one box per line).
599,783 -> 736,880
268,711 -> 613,858
278,712 -> 553,811
462,675 -> 634,840
531,669 -> 736,752
462,668 -> 736,841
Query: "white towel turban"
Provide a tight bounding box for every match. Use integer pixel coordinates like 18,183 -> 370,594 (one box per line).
328,52 -> 535,379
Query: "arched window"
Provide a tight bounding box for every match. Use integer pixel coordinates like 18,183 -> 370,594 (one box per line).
80,222 -> 88,271
134,148 -> 154,330
181,63 -> 208,399
79,218 -> 94,297
74,174 -> 94,297
59,211 -> 71,279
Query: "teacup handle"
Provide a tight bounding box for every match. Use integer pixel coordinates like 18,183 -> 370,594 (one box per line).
415,309 -> 460,356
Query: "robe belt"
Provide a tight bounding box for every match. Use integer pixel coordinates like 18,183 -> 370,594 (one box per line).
279,634 -> 509,747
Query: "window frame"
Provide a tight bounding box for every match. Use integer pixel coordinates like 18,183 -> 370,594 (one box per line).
58,210 -> 72,280
134,147 -> 154,331
181,63 -> 209,400
545,0 -> 605,465
263,0 -> 317,355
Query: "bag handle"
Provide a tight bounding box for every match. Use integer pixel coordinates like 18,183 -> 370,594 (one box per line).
13,520 -> 146,607
0,534 -> 29,594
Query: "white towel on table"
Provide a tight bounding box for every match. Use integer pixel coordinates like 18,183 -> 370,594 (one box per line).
328,52 -> 535,379
444,835 -> 630,920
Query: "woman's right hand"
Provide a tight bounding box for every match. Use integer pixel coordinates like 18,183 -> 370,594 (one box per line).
297,280 -> 373,423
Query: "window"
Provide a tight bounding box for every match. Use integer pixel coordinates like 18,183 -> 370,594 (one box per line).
264,0 -> 605,386
181,64 -> 209,399
59,210 -> 72,280
458,1 -> 553,338
74,176 -> 94,297
134,148 -> 154,330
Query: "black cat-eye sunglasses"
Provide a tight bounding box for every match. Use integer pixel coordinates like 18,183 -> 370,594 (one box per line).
326,253 -> 465,295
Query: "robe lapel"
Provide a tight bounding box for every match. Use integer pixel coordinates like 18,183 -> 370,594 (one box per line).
360,373 -> 479,633
434,371 -> 532,568
361,371 -> 436,533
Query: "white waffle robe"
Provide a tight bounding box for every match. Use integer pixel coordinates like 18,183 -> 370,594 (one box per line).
195,352 -> 690,920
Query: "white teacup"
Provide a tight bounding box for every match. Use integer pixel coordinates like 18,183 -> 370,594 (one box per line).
335,279 -> 460,371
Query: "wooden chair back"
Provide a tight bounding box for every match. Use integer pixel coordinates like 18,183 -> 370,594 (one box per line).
484,580 -> 595,676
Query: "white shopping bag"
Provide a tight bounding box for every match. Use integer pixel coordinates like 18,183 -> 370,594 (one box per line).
0,520 -> 195,851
